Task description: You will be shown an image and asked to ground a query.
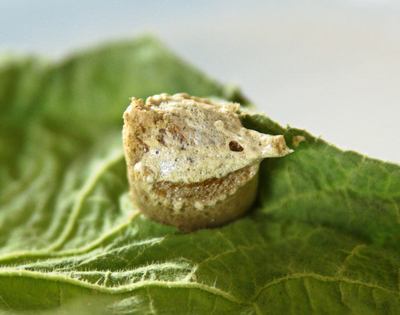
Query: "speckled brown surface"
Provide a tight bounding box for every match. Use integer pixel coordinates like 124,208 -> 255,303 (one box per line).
122,93 -> 291,231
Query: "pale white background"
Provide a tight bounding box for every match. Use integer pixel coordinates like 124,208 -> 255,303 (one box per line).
1,0 -> 399,163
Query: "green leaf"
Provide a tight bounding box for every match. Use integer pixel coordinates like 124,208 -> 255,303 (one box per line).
0,36 -> 399,315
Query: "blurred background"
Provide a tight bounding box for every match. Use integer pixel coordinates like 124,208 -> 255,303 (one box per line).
1,0 -> 399,162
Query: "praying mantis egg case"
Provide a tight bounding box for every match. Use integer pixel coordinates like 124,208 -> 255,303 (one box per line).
122,93 -> 292,232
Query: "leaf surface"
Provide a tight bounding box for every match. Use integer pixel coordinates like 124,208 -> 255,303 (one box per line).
0,37 -> 399,315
